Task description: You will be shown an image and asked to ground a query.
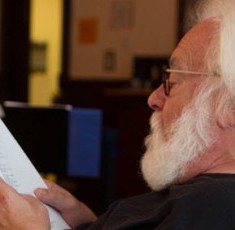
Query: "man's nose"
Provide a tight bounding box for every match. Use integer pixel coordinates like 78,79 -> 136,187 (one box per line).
147,85 -> 166,111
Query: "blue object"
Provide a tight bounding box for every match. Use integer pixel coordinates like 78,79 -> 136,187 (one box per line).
67,108 -> 102,177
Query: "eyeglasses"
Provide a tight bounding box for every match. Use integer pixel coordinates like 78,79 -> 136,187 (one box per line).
162,66 -> 212,96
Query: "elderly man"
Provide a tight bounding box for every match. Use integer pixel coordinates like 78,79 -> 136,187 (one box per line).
1,0 -> 235,229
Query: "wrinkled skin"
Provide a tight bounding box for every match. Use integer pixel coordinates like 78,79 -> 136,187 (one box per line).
0,178 -> 50,230
35,179 -> 97,228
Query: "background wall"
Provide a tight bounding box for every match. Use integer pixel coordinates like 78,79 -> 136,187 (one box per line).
29,0 -> 62,105
29,0 -> 178,104
68,0 -> 178,80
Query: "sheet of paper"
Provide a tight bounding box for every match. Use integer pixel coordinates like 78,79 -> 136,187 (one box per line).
0,119 -> 70,230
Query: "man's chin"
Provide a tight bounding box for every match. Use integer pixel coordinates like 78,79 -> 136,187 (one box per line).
140,151 -> 177,191
140,115 -> 178,191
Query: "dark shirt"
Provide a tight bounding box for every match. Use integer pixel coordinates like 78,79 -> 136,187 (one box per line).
74,174 -> 235,230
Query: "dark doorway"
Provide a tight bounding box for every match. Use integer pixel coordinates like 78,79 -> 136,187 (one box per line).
0,0 -> 30,102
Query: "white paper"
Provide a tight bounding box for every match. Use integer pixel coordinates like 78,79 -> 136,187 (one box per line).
0,119 -> 71,230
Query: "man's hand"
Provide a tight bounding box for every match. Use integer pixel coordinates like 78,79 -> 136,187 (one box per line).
35,179 -> 97,228
0,178 -> 50,230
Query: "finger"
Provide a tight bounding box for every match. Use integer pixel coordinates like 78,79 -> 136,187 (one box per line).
34,182 -> 75,211
0,178 -> 18,196
21,194 -> 39,203
22,194 -> 49,213
0,177 -> 10,189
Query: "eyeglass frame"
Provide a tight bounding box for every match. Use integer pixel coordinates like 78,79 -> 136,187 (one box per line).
162,65 -> 212,96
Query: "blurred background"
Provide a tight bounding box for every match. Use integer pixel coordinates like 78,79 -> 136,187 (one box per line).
0,0 -> 193,215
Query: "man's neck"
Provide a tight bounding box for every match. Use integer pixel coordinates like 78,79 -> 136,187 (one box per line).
205,160 -> 235,174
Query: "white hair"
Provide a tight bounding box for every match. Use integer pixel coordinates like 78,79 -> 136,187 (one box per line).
185,0 -> 235,122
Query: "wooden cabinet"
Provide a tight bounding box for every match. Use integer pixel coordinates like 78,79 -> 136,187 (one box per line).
104,88 -> 152,201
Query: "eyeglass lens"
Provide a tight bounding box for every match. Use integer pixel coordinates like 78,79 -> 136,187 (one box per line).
162,66 -> 170,96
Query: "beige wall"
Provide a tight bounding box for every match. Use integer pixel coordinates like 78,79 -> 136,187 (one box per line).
28,0 -> 179,104
68,0 -> 178,80
29,0 -> 62,105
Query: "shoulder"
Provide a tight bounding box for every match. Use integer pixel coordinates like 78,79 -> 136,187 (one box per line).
168,174 -> 235,229
172,173 -> 235,200
171,173 -> 235,208
107,189 -> 169,215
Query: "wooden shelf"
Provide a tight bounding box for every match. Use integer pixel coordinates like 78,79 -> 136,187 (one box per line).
105,87 -> 152,97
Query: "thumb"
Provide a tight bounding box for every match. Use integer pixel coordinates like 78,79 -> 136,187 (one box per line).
34,188 -> 51,204
34,182 -> 76,212
34,187 -> 48,197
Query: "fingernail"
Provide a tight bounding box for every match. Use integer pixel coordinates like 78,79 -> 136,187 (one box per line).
34,188 -> 48,196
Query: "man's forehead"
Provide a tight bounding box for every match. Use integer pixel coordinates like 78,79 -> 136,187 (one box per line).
169,19 -> 218,70
187,19 -> 218,39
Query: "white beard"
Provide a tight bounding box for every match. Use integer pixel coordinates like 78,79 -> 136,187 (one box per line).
140,101 -> 217,191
